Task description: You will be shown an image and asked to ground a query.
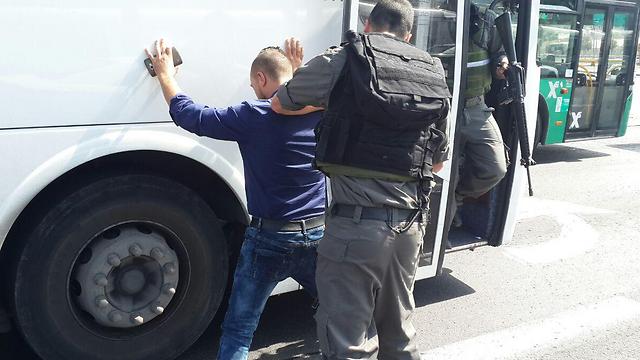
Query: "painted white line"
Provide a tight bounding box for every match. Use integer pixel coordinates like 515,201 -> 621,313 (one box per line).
515,197 -> 613,221
421,296 -> 640,360
504,197 -> 614,264
505,211 -> 597,264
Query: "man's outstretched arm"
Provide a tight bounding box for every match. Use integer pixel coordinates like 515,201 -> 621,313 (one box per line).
145,38 -> 249,142
145,39 -> 182,105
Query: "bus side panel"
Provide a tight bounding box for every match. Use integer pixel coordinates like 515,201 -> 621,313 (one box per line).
0,124 -> 246,248
0,0 -> 343,130
539,78 -> 573,144
617,90 -> 633,137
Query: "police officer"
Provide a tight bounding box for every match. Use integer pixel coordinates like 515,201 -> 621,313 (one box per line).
448,0 -> 509,230
272,1 -> 450,358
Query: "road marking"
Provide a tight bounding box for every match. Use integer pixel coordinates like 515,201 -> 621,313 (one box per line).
421,296 -> 640,360
504,197 -> 614,264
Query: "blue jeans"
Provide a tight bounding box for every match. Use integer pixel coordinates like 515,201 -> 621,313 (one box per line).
216,225 -> 324,360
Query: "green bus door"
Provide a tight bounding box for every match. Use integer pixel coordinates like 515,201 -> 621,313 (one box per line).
567,4 -> 638,139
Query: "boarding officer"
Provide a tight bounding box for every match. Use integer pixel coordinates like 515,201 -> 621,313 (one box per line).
446,0 -> 509,231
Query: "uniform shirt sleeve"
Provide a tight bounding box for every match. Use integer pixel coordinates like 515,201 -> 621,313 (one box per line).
169,93 -> 250,142
275,46 -> 347,110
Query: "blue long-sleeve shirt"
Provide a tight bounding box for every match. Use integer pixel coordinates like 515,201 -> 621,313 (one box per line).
169,93 -> 325,221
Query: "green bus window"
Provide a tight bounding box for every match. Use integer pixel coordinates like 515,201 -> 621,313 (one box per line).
537,12 -> 579,79
358,0 -> 459,94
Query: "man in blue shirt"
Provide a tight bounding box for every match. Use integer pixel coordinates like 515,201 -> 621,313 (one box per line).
145,38 -> 325,360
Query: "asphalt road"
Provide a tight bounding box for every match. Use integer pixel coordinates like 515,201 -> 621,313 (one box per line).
2,121 -> 639,359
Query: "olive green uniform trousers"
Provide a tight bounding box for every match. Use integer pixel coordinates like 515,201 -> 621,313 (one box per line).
315,208 -> 424,360
456,96 -> 508,200
446,95 -> 508,232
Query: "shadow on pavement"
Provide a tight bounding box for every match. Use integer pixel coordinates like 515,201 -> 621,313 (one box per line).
248,268 -> 475,359
251,291 -> 318,360
181,290 -> 319,360
608,142 -> 640,154
6,269 -> 475,360
533,144 -> 610,164
414,268 -> 476,307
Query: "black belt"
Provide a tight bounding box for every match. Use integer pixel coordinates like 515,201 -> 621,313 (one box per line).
250,215 -> 325,233
332,205 -> 420,222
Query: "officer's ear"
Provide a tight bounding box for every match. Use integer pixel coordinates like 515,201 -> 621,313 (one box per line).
403,33 -> 413,42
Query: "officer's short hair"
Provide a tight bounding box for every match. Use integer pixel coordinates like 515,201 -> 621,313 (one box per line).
251,46 -> 291,81
369,0 -> 415,38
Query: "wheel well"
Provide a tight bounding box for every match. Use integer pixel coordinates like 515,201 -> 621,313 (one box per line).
0,151 -> 248,307
537,93 -> 550,145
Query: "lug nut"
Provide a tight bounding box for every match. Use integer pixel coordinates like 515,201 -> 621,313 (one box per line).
151,305 -> 165,315
162,285 -> 176,296
163,263 -> 176,275
131,314 -> 144,325
108,311 -> 123,323
95,296 -> 110,309
150,247 -> 165,260
94,273 -> 108,287
107,253 -> 121,267
129,244 -> 143,257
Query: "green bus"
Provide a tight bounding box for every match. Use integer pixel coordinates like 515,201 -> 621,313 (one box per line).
535,0 -> 640,147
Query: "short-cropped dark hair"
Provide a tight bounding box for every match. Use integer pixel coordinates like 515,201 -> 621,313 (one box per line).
369,0 -> 414,38
251,46 -> 291,81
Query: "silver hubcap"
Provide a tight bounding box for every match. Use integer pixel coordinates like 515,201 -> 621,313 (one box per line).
74,224 -> 179,328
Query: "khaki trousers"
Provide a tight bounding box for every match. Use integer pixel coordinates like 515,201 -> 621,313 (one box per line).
456,97 -> 508,200
315,210 -> 424,360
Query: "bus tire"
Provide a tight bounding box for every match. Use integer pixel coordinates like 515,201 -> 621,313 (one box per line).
12,174 -> 228,360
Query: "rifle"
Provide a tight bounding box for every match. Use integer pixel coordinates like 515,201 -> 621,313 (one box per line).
495,10 -> 535,196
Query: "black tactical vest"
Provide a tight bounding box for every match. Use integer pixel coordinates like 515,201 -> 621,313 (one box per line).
314,31 -> 452,181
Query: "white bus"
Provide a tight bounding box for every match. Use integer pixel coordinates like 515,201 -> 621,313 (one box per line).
0,1 -> 539,359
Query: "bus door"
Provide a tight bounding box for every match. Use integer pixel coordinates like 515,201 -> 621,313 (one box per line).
567,2 -> 639,139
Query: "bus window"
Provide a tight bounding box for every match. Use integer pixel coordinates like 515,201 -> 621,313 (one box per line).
537,12 -> 579,79
358,1 -> 458,94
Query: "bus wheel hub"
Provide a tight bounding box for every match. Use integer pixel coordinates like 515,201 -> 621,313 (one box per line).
74,225 -> 179,328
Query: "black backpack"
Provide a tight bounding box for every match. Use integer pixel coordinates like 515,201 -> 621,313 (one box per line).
315,30 -> 451,181
345,30 -> 451,130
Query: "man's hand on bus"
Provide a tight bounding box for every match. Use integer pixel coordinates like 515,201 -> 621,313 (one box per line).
433,162 -> 444,173
145,38 -> 183,105
495,56 -> 509,80
284,37 -> 304,72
